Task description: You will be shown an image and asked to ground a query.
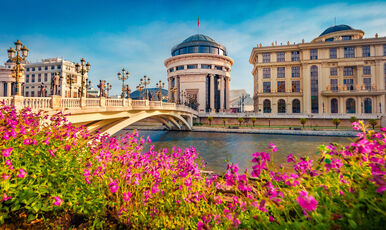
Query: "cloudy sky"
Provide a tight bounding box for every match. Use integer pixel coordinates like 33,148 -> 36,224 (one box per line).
1,0 -> 385,95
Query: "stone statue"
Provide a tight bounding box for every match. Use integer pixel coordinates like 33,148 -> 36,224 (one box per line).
51,72 -> 61,96
125,85 -> 131,99
97,80 -> 106,97
39,83 -> 47,97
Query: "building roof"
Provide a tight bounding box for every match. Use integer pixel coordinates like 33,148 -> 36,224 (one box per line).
319,24 -> 355,37
171,34 -> 227,56
130,88 -> 168,100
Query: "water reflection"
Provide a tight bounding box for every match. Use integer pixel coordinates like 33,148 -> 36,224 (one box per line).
116,130 -> 351,174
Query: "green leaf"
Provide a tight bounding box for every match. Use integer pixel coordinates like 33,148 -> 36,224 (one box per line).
348,219 -> 357,229
324,158 -> 331,164
27,214 -> 36,222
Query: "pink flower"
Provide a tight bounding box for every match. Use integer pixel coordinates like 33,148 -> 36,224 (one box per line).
49,149 -> 55,157
123,192 -> 132,202
185,177 -> 192,187
2,174 -> 10,180
380,127 -> 386,132
3,132 -> 9,140
109,180 -> 119,193
53,196 -> 63,206
197,221 -> 205,230
297,190 -> 318,212
2,147 -> 13,157
65,145 -> 71,151
269,142 -> 278,152
269,216 -> 275,222
287,153 -> 295,163
2,193 -> 11,202
17,168 -> 27,178
43,137 -> 50,145
23,138 -> 32,145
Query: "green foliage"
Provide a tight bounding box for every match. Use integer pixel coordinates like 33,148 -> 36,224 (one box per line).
349,116 -> 358,123
238,117 -> 244,126
333,118 -> 341,129
208,116 -> 213,126
300,118 -> 307,128
251,118 -> 257,127
222,118 -> 227,127
368,119 -> 377,129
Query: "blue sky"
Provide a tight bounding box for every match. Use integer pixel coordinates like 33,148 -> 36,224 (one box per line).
1,0 -> 385,95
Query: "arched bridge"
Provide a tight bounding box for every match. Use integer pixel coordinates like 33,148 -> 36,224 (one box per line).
0,96 -> 198,135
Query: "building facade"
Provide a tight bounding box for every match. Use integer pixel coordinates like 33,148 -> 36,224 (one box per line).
24,58 -> 86,97
165,34 -> 233,113
250,25 -> 386,116
0,61 -> 17,97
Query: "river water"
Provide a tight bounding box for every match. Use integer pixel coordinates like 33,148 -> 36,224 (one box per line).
116,130 -> 352,174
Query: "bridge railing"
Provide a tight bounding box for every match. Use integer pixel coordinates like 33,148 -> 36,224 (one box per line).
86,98 -> 100,107
106,99 -> 124,107
61,98 -> 81,108
23,97 -> 52,110
131,100 -> 147,107
0,97 -> 12,106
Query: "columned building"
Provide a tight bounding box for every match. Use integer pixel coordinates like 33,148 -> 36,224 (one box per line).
165,34 -> 233,113
0,60 -> 26,97
250,25 -> 386,116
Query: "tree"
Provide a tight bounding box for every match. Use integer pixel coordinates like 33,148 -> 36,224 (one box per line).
300,118 -> 307,128
238,117 -> 244,126
251,117 -> 256,127
208,116 -> 213,126
332,118 -> 341,129
368,119 -> 377,130
349,116 -> 358,123
222,118 -> 227,127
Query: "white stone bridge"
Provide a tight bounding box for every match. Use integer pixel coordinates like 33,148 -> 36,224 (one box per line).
0,96 -> 198,135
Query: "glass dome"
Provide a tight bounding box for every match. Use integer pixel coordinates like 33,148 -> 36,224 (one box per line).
171,34 -> 227,57
319,25 -> 354,37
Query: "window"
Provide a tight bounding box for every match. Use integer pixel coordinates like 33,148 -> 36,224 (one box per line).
330,67 -> 337,76
262,53 -> 271,63
343,67 -> 353,76
201,64 -> 211,69
263,82 -> 271,93
38,74 -> 41,82
292,80 -> 300,92
291,66 -> 300,78
38,67 -> 41,71
263,99 -> 271,113
278,99 -> 286,113
277,81 -> 285,92
44,73 -> 48,81
187,64 -> 198,69
263,68 -> 271,79
277,67 -> 285,78
51,66 -> 55,70
31,91 -> 35,97
344,47 -> 355,58
384,45 -> 386,56
210,47 -> 219,54
176,66 -> 184,71
45,66 -> 48,70
292,99 -> 300,113
364,78 -> 371,90
346,98 -> 356,113
330,79 -> 338,91
362,46 -> 370,57
291,51 -> 300,61
277,52 -> 285,62
57,65 -> 61,69
198,46 -> 209,53
169,68 -> 174,72
344,79 -> 354,90
310,49 -> 318,60
325,38 -> 334,42
342,36 -> 352,40
26,75 -> 29,83
32,74 -> 35,83
363,66 -> 371,75
310,65 -> 318,113
25,92 -> 29,97
364,98 -> 372,113
32,67 -> 35,71
188,46 -> 198,53
331,99 -> 338,113
26,68 -> 30,72
215,66 -> 222,70
330,48 -> 337,59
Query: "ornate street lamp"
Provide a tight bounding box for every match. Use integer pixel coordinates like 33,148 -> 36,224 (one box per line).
97,80 -> 107,97
138,75 -> 151,100
170,87 -> 177,103
136,84 -> 144,100
156,80 -> 165,101
66,75 -> 76,98
106,82 -> 112,98
117,68 -> 129,99
75,58 -> 91,97
8,40 -> 29,96
85,79 -> 92,97
125,84 -> 131,99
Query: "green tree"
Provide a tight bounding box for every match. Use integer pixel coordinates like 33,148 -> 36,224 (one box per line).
349,116 -> 358,123
208,116 -> 213,126
332,118 -> 341,129
238,117 -> 244,126
368,119 -> 377,130
251,117 -> 257,127
222,118 -> 227,127
300,118 -> 307,128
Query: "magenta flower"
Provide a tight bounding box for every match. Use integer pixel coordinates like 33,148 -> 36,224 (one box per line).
269,216 -> 275,222
43,137 -> 50,145
49,149 -> 55,157
2,147 -> 13,157
287,153 -> 295,163
123,192 -> 132,202
17,169 -> 27,178
269,142 -> 278,152
297,190 -> 318,212
3,132 -> 9,140
23,138 -> 32,145
2,193 -> 11,202
65,145 -> 71,151
109,180 -> 119,193
53,196 -> 63,206
197,221 -> 205,230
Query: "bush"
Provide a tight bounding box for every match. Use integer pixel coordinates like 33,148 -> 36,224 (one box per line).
332,118 -> 341,129
349,116 -> 358,123
208,116 -> 213,126
368,119 -> 377,130
1,105 -> 385,229
238,117 -> 244,126
251,118 -> 256,127
222,118 -> 227,127
299,118 -> 307,128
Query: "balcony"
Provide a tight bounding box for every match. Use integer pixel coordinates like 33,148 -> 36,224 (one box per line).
256,89 -> 303,97
321,84 -> 386,96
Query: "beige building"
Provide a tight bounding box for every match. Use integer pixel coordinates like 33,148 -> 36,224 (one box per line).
24,58 -> 87,97
250,24 -> 386,116
0,60 -> 18,96
164,34 -> 233,113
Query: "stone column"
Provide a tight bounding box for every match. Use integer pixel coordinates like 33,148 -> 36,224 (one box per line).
210,74 -> 215,113
80,96 -> 86,109
7,82 -> 12,97
100,96 -> 106,109
168,77 -> 172,102
220,76 -> 224,112
339,97 -> 344,114
51,95 -> 62,110
176,76 -> 180,104
226,77 -> 230,112
0,82 -> 3,97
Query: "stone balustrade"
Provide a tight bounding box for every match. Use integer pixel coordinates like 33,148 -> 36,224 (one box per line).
85,98 -> 100,107
0,97 -> 12,106
23,97 -> 52,110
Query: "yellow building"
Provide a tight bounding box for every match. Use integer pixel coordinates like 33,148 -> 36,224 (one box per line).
249,25 -> 386,116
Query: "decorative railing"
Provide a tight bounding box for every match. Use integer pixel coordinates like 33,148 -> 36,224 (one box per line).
149,101 -> 161,107
106,99 -> 123,107
0,97 -> 12,106
61,98 -> 81,108
131,100 -> 147,107
23,97 -> 52,110
86,98 -> 100,107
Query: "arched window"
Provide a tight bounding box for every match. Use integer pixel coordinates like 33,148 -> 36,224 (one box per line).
292,99 -> 300,113
278,99 -> 286,113
364,98 -> 372,114
346,98 -> 356,114
310,65 -> 319,113
3,82 -> 7,96
263,99 -> 271,113
331,98 -> 338,113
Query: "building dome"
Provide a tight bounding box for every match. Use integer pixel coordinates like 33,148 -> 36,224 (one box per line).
171,34 -> 227,57
319,24 -> 354,37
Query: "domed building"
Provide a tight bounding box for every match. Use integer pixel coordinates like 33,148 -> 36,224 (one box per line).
165,34 -> 234,113
249,24 -> 386,118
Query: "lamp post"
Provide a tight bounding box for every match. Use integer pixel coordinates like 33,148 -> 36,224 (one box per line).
136,84 -> 144,100
106,82 -> 112,98
7,40 -> 29,96
97,80 -> 106,97
75,58 -> 91,97
85,80 -> 92,98
66,75 -> 76,98
169,87 -> 177,102
125,84 -> 131,99
138,75 -> 151,100
118,68 -> 129,99
156,80 -> 165,101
